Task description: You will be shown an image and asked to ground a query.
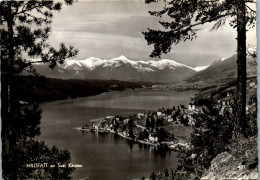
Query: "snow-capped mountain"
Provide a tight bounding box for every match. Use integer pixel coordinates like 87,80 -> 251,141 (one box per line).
33,56 -> 197,83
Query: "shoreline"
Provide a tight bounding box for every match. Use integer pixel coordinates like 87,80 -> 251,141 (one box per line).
74,127 -> 161,147
73,126 -> 190,151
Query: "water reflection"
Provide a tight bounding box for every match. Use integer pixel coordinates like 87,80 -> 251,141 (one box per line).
154,145 -> 169,158
113,133 -> 120,142
92,131 -> 172,159
127,140 -> 134,150
138,142 -> 143,149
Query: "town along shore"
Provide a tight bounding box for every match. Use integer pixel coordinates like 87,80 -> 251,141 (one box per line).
75,104 -> 203,151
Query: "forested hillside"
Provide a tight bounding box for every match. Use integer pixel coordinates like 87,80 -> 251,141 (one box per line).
10,75 -> 151,103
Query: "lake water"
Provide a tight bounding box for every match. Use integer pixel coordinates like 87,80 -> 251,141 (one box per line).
39,89 -> 196,180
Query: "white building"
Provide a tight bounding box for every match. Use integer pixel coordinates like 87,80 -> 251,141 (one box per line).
149,133 -> 158,143
137,113 -> 145,119
188,104 -> 196,111
92,123 -> 101,130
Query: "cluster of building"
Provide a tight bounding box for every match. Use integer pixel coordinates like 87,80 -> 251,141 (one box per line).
86,86 -> 255,151
87,81 -> 258,150
87,104 -> 206,150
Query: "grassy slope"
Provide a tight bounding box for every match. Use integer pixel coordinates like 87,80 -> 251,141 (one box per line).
201,136 -> 258,180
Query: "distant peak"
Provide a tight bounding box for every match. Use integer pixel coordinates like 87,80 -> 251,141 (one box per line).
84,57 -> 102,61
112,55 -> 129,61
159,59 -> 179,63
119,55 -> 127,59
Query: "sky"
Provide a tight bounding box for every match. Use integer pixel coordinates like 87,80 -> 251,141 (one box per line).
48,0 -> 257,67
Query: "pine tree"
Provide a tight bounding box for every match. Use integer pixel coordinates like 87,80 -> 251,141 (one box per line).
143,0 -> 256,137
1,1 -> 78,179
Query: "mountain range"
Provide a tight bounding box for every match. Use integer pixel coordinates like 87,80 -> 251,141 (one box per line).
33,55 -> 256,83
33,56 -> 197,83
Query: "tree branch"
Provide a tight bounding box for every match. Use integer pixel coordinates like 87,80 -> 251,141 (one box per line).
169,13 -> 232,34
28,61 -> 47,64
23,68 -> 38,76
245,4 -> 256,13
245,0 -> 256,3
17,3 -> 46,15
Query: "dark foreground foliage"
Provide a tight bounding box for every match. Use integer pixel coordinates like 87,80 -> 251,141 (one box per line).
1,1 -> 79,179
3,139 -> 74,180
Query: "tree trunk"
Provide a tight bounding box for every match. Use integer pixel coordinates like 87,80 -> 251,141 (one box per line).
5,3 -> 18,179
234,0 -> 247,138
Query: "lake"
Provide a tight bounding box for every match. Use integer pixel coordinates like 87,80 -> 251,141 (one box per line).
39,89 -> 196,180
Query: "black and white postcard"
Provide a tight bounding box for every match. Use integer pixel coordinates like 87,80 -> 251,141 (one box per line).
1,0 -> 257,179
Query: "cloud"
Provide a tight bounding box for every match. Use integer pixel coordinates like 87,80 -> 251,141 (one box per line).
48,1 -> 256,67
